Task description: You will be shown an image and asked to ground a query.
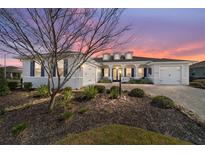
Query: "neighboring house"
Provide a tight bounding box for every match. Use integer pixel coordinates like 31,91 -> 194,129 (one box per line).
0,65 -> 22,79
19,51 -> 191,89
190,61 -> 205,80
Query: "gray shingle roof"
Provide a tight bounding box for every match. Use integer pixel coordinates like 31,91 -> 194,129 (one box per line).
94,55 -> 187,63
190,61 -> 205,68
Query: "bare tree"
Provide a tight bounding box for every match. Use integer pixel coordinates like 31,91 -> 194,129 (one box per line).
0,8 -> 129,110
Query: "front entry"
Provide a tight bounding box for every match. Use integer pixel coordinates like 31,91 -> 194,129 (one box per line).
112,68 -> 122,82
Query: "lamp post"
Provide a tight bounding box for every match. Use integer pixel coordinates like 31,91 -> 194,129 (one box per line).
118,69 -> 122,96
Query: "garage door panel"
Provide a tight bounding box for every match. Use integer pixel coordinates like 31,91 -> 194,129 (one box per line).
159,66 -> 181,84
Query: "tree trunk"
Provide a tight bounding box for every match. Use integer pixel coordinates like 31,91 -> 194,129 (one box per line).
49,93 -> 57,111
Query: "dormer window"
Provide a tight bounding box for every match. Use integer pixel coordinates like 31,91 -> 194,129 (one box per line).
103,53 -> 110,61
113,53 -> 121,60
125,52 -> 133,59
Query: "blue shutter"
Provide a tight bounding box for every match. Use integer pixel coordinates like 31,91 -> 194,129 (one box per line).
102,68 -> 104,77
30,61 -> 35,76
131,68 -> 135,77
53,64 -> 56,77
64,59 -> 68,77
41,64 -> 45,77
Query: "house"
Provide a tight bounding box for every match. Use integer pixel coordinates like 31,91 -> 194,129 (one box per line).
0,65 -> 22,79
95,52 -> 191,85
190,61 -> 205,80
19,51 -> 191,89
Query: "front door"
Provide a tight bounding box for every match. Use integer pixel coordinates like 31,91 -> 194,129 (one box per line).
112,68 -> 122,81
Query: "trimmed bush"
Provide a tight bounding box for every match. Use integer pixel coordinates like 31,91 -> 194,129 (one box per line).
151,96 -> 175,109
110,88 -> 119,99
11,122 -> 27,136
7,81 -> 18,90
37,85 -> 49,97
94,85 -> 106,93
23,82 -> 32,91
98,77 -> 112,83
128,78 -> 153,84
0,105 -> 5,115
129,88 -> 145,98
83,86 -> 98,100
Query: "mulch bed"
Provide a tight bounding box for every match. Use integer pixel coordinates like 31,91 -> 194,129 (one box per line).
0,92 -> 205,145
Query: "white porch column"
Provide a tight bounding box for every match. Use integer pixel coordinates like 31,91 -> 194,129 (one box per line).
122,65 -> 125,77
109,65 -> 113,81
135,64 -> 139,78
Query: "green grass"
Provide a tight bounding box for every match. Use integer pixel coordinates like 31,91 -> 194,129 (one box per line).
56,124 -> 191,145
11,122 -> 27,136
78,107 -> 89,114
60,111 -> 74,120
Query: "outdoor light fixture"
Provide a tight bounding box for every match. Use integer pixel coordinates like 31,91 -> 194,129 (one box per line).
118,68 -> 122,96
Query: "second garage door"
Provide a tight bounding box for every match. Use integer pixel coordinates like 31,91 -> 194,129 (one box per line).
159,66 -> 181,84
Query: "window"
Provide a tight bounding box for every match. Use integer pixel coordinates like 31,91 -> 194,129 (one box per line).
58,60 -> 64,76
125,67 -> 134,77
64,59 -> 68,77
126,68 -> 132,77
35,62 -> 41,77
148,68 -> 152,75
30,61 -> 35,76
138,68 -> 144,78
103,68 -> 109,77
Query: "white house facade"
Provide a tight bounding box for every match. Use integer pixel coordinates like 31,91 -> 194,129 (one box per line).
95,52 -> 191,85
20,51 -> 191,89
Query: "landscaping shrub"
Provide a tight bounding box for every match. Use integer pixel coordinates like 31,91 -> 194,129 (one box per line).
151,96 -> 175,109
190,81 -> 205,89
83,86 -> 97,100
59,111 -> 74,120
23,82 -> 32,91
63,87 -> 73,101
78,107 -> 89,114
7,81 -> 18,90
0,83 -> 10,96
0,105 -> 5,115
0,68 -> 10,96
11,122 -> 27,136
94,85 -> 106,93
128,78 -> 153,84
110,88 -> 119,99
98,77 -> 112,83
64,86 -> 72,92
129,88 -> 145,98
37,85 -> 49,97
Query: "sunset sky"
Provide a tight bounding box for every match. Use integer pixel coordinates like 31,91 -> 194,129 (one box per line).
0,8 -> 205,67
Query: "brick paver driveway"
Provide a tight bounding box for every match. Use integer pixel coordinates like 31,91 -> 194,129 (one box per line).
97,83 -> 205,121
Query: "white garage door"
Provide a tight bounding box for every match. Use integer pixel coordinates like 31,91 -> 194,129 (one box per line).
159,66 -> 181,84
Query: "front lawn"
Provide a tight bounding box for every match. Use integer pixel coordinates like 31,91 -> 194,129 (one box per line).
57,124 -> 191,145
